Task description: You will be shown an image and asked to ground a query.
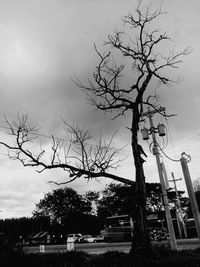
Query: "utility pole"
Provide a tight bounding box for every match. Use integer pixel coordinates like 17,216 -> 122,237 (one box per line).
180,153 -> 200,240
142,107 -> 177,250
168,173 -> 187,238
161,162 -> 170,189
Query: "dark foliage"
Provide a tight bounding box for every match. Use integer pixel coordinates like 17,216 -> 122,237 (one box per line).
0,216 -> 50,245
97,183 -> 135,219
96,183 -> 188,221
2,248 -> 200,267
33,187 -> 92,222
61,213 -> 103,236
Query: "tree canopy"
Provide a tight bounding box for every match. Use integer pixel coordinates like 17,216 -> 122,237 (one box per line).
33,187 -> 92,223
96,183 -> 135,219
96,183 -> 188,219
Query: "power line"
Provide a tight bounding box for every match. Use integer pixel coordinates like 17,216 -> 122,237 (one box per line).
1,120 -> 200,157
169,132 -> 200,149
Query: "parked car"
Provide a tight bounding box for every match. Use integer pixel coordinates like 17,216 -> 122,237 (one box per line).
79,235 -> 96,243
67,233 -> 82,243
94,235 -> 104,243
149,229 -> 169,241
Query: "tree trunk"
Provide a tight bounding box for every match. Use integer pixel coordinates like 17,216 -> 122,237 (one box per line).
130,108 -> 151,254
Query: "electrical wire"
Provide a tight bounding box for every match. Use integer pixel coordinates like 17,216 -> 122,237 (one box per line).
167,131 -> 200,150
156,141 -> 180,162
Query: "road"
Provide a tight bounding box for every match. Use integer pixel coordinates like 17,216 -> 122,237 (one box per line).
23,242 -> 131,254
23,238 -> 200,254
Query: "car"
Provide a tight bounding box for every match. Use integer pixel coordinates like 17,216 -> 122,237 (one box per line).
149,228 -> 169,241
67,233 -> 82,243
79,235 -> 96,243
94,235 -> 104,243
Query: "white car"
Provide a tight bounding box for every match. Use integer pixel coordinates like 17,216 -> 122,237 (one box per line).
67,233 -> 82,243
79,235 -> 96,243
94,235 -> 104,243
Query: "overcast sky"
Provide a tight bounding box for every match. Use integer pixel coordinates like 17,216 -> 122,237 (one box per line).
0,0 -> 200,219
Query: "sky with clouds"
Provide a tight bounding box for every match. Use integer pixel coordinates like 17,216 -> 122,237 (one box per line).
0,0 -> 200,219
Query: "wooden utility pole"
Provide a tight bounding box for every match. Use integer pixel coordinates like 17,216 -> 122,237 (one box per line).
142,107 -> 177,250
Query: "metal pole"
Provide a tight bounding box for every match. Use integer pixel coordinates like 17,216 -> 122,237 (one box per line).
147,108 -> 177,250
180,153 -> 200,240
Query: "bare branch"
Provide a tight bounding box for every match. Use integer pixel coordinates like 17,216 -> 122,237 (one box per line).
0,115 -> 133,185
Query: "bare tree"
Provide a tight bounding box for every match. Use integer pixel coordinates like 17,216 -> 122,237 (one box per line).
73,1 -> 190,252
0,1 -> 189,254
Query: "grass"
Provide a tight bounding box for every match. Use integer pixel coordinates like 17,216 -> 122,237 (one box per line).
1,247 -> 200,267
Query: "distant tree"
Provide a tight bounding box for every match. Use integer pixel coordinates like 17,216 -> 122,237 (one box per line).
84,191 -> 100,202
33,187 -> 92,223
96,183 -> 162,220
167,189 -> 188,209
145,183 -> 162,213
96,183 -> 135,220
146,184 -> 188,213
96,183 -> 189,221
83,191 -> 100,215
